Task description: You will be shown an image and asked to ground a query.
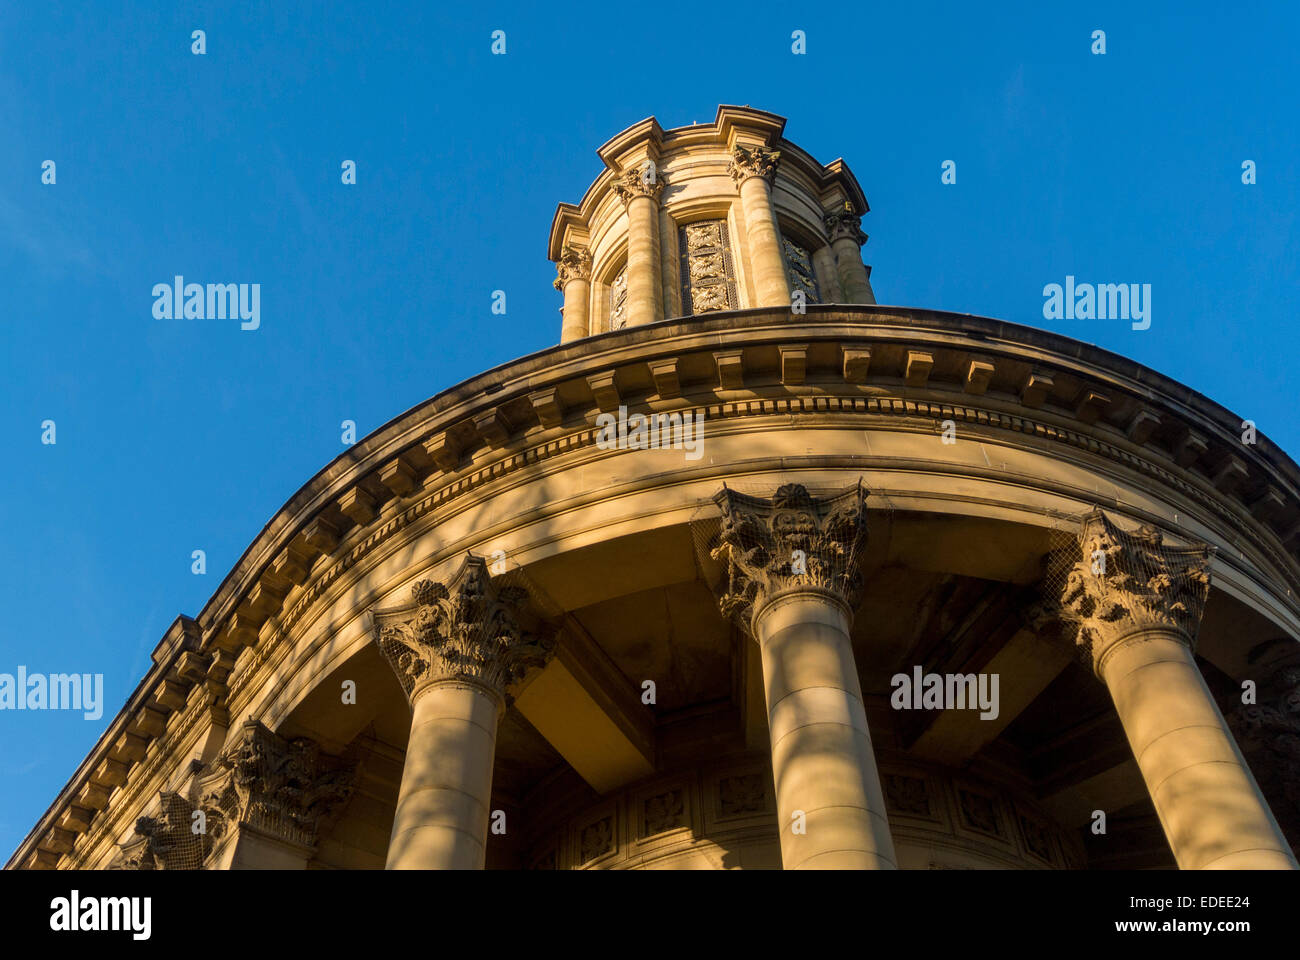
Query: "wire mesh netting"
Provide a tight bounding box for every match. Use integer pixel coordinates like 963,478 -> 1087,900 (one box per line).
107,790 -> 213,870
1036,508 -> 1214,669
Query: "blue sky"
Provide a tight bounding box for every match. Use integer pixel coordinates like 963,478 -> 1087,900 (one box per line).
1,1 -> 1296,858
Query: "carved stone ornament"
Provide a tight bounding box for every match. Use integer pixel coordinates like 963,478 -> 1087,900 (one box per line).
1223,642 -> 1300,843
108,791 -> 222,870
1041,509 -> 1213,671
609,264 -> 629,330
680,219 -> 736,315
885,774 -> 931,818
109,723 -> 353,869
783,238 -> 820,303
718,774 -> 766,816
611,165 -> 665,205
643,790 -> 685,835
727,145 -> 780,185
580,816 -> 614,863
709,481 -> 869,632
824,211 -> 867,247
371,554 -> 557,704
552,245 -> 592,291
195,721 -> 356,852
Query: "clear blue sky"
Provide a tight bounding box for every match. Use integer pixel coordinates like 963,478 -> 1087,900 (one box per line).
2,1 -> 1296,858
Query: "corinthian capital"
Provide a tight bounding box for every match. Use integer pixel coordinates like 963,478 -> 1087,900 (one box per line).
825,211 -> 867,246
709,481 -> 868,632
109,791 -> 219,870
728,145 -> 780,186
195,721 -> 355,854
371,555 -> 556,704
1044,509 -> 1213,670
553,245 -> 592,291
611,165 -> 666,205
1222,643 -> 1300,838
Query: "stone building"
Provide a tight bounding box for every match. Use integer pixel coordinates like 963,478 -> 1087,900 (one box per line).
10,106 -> 1300,871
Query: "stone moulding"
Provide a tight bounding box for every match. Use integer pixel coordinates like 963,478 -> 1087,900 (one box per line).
258,388 -> 1295,665
12,305 -> 1300,870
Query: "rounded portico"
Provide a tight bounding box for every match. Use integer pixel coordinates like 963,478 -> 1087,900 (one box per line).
11,108 -> 1300,873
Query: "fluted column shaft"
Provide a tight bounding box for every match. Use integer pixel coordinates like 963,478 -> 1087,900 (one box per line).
387,680 -> 501,869
754,591 -> 896,869
1098,628 -> 1296,869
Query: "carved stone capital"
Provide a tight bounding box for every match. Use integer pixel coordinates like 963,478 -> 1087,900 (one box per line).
611,166 -> 666,205
195,721 -> 355,853
108,791 -> 221,870
825,211 -> 867,246
371,555 -> 557,704
728,145 -> 780,186
709,481 -> 869,632
1042,509 -> 1213,671
1221,643 -> 1300,841
553,245 -> 592,291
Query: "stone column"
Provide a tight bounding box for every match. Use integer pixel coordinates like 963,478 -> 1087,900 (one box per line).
825,211 -> 876,304
710,482 -> 896,870
612,167 -> 665,328
1049,510 -> 1297,870
370,557 -> 554,869
729,146 -> 792,309
811,244 -> 842,303
553,245 -> 592,343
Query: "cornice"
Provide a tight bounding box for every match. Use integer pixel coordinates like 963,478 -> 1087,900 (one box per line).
12,304 -> 1300,870
548,106 -> 866,259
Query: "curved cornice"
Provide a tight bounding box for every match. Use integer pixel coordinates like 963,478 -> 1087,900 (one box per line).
547,105 -> 868,260
164,305 -> 1300,662
12,302 -> 1300,869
